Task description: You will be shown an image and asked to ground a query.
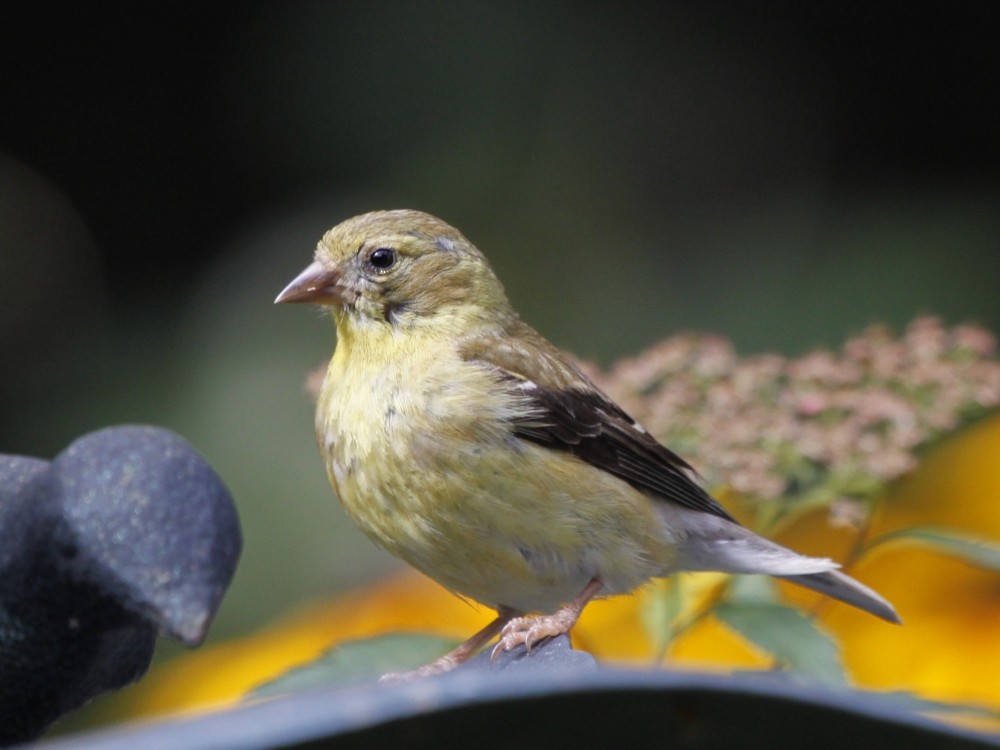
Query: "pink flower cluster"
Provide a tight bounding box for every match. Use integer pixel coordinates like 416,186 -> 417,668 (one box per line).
593,317 -> 1000,504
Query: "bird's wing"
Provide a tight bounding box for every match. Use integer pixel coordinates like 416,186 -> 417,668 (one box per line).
459,334 -> 736,522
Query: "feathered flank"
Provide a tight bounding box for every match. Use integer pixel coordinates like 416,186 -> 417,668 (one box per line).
479,369 -> 734,522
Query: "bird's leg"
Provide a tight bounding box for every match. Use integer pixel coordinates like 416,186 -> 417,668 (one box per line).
380,607 -> 519,682
492,578 -> 603,660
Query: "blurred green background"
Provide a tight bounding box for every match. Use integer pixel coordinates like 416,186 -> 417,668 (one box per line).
2,0 -> 998,659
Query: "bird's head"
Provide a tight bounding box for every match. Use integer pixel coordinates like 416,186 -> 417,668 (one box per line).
275,210 -> 513,334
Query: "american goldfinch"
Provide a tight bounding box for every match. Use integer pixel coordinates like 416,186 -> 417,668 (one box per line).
276,209 -> 899,676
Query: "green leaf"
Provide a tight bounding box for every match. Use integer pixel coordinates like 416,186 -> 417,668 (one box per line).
641,579 -> 684,661
864,526 -> 1000,571
715,601 -> 847,686
726,575 -> 778,604
247,633 -> 458,699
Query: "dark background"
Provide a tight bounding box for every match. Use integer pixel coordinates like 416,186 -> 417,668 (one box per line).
2,1 -> 999,649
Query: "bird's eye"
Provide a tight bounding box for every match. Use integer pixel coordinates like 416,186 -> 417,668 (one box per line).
368,247 -> 397,271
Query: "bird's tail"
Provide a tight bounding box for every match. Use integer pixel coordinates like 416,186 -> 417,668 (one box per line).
778,569 -> 901,624
666,508 -> 900,624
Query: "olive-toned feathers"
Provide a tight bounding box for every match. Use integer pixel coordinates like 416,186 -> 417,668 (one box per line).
278,209 -> 900,631
458,338 -> 736,522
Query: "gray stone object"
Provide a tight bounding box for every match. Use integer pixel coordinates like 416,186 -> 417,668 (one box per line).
32,663 -> 999,750
462,634 -> 598,673
0,426 -> 241,745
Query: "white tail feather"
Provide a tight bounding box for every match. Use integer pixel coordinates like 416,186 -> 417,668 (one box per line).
662,506 -> 900,623
780,570 -> 901,623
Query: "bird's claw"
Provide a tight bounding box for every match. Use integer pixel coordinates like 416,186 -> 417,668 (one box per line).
490,613 -> 572,662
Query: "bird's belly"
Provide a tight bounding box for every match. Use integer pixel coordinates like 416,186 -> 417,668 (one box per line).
337,480 -> 602,612
327,429 -> 670,613
317,350 -> 676,613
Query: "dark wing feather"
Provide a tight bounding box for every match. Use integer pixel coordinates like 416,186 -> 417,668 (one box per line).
460,332 -> 734,521
508,379 -> 735,521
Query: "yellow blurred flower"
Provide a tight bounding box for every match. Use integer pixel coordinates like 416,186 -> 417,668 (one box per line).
777,411 -> 1000,710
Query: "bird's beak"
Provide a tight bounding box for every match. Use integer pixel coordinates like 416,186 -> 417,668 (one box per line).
274,261 -> 353,305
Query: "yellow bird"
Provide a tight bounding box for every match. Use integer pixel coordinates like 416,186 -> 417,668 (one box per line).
276,209 -> 899,676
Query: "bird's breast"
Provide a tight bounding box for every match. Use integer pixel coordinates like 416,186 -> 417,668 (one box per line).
316,341 -> 513,539
313,338 -> 673,611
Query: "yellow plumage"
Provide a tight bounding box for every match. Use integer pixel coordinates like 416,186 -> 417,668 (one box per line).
276,209 -> 898,676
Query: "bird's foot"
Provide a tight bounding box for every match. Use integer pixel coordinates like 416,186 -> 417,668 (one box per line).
491,609 -> 579,660
379,653 -> 464,683
491,578 -> 603,661
378,608 -> 517,682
